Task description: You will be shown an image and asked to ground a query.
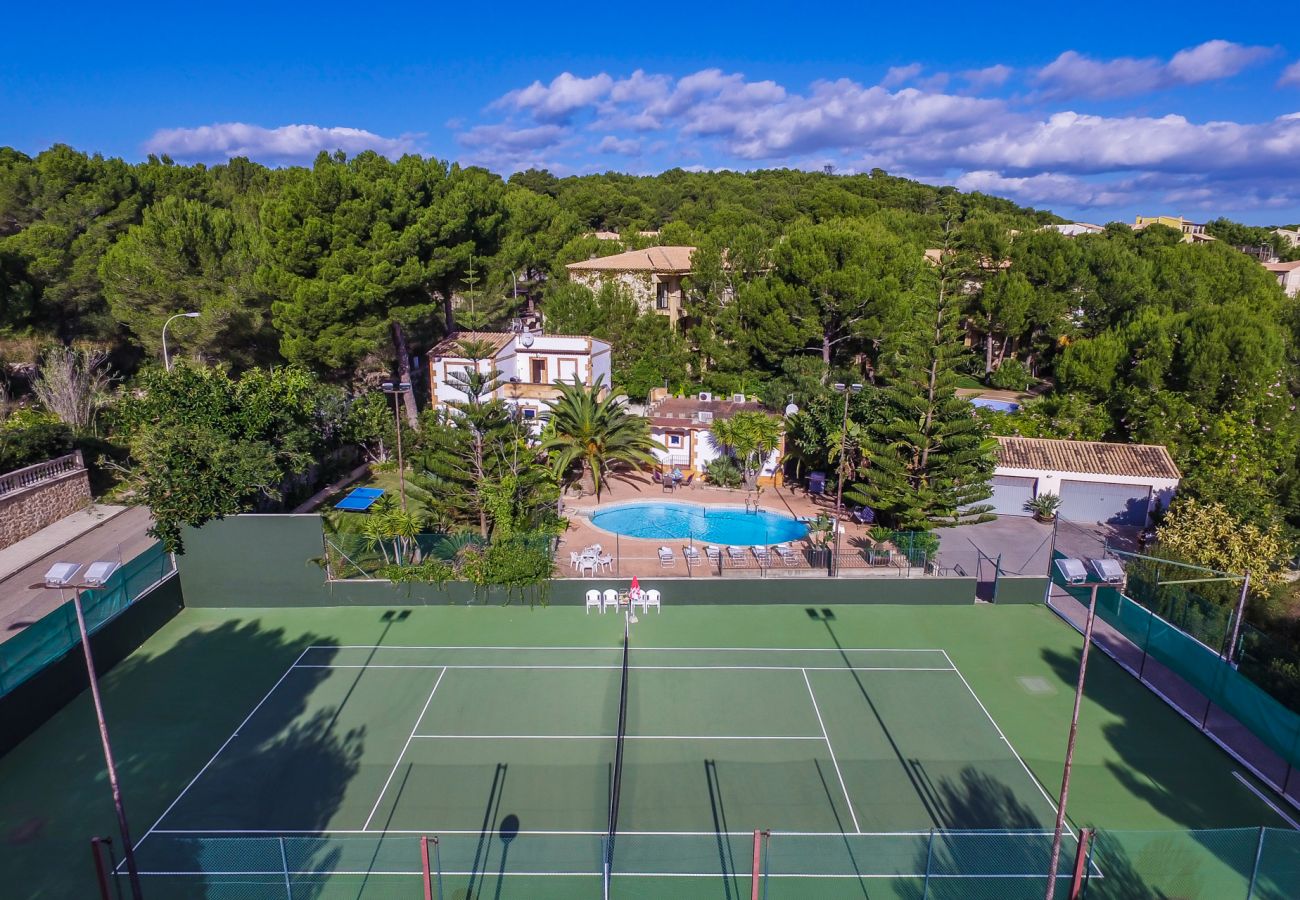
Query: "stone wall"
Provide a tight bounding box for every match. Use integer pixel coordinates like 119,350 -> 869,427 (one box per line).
0,469 -> 91,549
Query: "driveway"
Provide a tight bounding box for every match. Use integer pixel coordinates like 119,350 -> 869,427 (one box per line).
0,505 -> 156,643
937,515 -> 1055,577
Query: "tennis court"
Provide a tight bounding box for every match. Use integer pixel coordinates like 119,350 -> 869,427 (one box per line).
128,630 -> 1079,898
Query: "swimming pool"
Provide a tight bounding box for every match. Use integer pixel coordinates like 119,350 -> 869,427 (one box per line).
970,397 -> 1020,413
588,501 -> 808,545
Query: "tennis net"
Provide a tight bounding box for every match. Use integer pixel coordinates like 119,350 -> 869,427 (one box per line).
604,613 -> 631,898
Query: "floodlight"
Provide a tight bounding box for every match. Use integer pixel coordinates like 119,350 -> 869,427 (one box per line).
44,562 -> 82,587
83,561 -> 121,587
1087,558 -> 1125,585
1054,558 -> 1088,585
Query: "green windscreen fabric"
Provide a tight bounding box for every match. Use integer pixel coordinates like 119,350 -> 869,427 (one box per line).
1049,551 -> 1300,770
0,541 -> 173,696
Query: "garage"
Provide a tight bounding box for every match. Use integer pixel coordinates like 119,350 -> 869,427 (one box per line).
1059,479 -> 1152,527
992,436 -> 1181,530
988,475 -> 1037,516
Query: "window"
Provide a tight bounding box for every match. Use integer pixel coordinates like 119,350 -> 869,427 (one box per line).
530,358 -> 547,383
667,433 -> 682,448
557,358 -> 578,382
522,408 -> 536,419
656,282 -> 669,309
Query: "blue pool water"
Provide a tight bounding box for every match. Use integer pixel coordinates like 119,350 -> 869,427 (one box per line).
970,397 -> 1020,413
589,501 -> 808,545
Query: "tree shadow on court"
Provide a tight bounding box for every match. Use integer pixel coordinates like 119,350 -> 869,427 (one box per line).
890,768 -> 1161,900
1,613 -> 415,900
1039,645 -> 1265,894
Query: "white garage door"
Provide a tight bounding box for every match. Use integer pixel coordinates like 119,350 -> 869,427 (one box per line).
1059,480 -> 1151,526
988,475 -> 1037,516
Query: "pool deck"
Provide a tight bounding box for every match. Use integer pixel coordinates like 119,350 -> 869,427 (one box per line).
557,473 -> 875,578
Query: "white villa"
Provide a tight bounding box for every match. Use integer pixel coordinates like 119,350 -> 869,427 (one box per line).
427,330 -> 612,427
645,390 -> 784,486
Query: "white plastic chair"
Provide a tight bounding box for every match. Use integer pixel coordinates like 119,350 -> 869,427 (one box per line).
570,551 -> 581,572
580,557 -> 599,577
644,589 -> 661,613
597,554 -> 613,573
585,589 -> 602,614
602,589 -> 620,611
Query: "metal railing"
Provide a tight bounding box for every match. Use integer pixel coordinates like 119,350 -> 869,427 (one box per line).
0,450 -> 84,498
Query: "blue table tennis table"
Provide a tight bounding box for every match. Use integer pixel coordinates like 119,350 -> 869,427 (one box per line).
334,486 -> 385,511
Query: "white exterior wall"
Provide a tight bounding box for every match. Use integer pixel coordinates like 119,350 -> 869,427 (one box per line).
430,335 -> 612,414
995,466 -> 1179,514
648,425 -> 781,481
1277,268 -> 1300,298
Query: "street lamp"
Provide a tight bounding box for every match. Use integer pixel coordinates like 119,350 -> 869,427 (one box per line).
32,561 -> 143,900
830,383 -> 863,576
380,381 -> 413,511
1043,557 -> 1125,899
162,311 -> 200,372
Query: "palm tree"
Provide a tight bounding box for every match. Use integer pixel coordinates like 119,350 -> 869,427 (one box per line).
539,375 -> 662,497
710,411 -> 783,490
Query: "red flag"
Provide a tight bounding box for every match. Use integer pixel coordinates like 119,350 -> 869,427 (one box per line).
630,575 -> 640,593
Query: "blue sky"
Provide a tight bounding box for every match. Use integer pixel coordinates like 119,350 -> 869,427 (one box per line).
3,1 -> 1300,224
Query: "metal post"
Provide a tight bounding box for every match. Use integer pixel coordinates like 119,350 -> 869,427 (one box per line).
1043,514 -> 1061,604
1068,827 -> 1093,899
1045,583 -> 1101,900
279,836 -> 293,900
392,392 -> 406,512
161,311 -> 200,372
91,837 -> 114,900
1227,572 -> 1251,665
421,836 -> 433,900
921,828 -> 935,900
1246,826 -> 1265,900
762,830 -> 771,900
70,589 -> 144,900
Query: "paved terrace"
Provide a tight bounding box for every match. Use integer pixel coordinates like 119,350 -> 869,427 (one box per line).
557,474 -> 894,579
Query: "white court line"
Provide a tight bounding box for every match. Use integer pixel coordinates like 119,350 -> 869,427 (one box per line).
130,646 -> 314,855
310,644 -> 949,653
411,734 -> 825,741
801,668 -> 861,834
136,869 -> 1057,879
362,667 -> 447,831
151,827 -> 1062,837
939,650 -> 1073,838
293,664 -> 955,672
1234,771 -> 1300,830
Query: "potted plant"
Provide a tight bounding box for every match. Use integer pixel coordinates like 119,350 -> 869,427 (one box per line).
1025,492 -> 1061,523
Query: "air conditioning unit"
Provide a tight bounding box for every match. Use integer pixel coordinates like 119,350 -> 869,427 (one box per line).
696,411 -> 714,424
732,393 -> 746,403
698,392 -> 712,402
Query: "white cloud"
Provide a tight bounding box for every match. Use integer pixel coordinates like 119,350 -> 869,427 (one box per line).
881,63 -> 923,88
596,135 -> 641,155
961,65 -> 1014,91
953,170 -> 1132,208
458,123 -> 568,151
495,72 -> 614,121
1280,60 -> 1300,88
1167,39 -> 1275,83
1036,40 -> 1273,99
144,123 -> 420,162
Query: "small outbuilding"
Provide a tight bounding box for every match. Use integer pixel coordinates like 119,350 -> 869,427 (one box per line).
991,436 -> 1180,526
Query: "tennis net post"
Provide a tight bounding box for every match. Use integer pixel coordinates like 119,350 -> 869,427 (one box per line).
605,609 -> 632,898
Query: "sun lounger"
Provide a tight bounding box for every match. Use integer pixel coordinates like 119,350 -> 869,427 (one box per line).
683,545 -> 701,567
658,546 -> 676,567
752,546 -> 771,566
773,543 -> 798,566
726,545 -> 747,566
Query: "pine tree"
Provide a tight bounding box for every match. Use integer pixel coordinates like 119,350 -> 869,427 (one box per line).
850,239 -> 996,530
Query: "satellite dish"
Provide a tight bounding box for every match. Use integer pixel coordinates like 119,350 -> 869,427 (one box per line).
519,332 -> 535,347
784,403 -> 799,416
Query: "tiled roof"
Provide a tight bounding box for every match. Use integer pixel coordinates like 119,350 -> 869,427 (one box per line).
566,246 -> 695,273
1264,260 -> 1300,272
648,396 -> 775,427
428,331 -> 515,357
996,436 -> 1180,480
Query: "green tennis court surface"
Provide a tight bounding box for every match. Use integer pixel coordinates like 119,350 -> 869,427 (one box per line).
4,603 -> 1295,899
133,644 -> 1069,895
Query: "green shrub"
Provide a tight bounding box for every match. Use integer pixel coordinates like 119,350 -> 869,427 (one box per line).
0,411 -> 75,472
704,456 -> 743,488
988,359 -> 1032,391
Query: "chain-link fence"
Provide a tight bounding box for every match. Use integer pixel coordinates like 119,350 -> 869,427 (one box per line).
124,827 -> 1300,899
1046,517 -> 1300,807
0,541 -> 175,696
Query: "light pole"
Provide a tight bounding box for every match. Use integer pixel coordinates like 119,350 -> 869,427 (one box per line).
381,381 -> 413,511
161,311 -> 200,372
830,383 -> 863,576
1044,558 -> 1123,900
34,561 -> 143,900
